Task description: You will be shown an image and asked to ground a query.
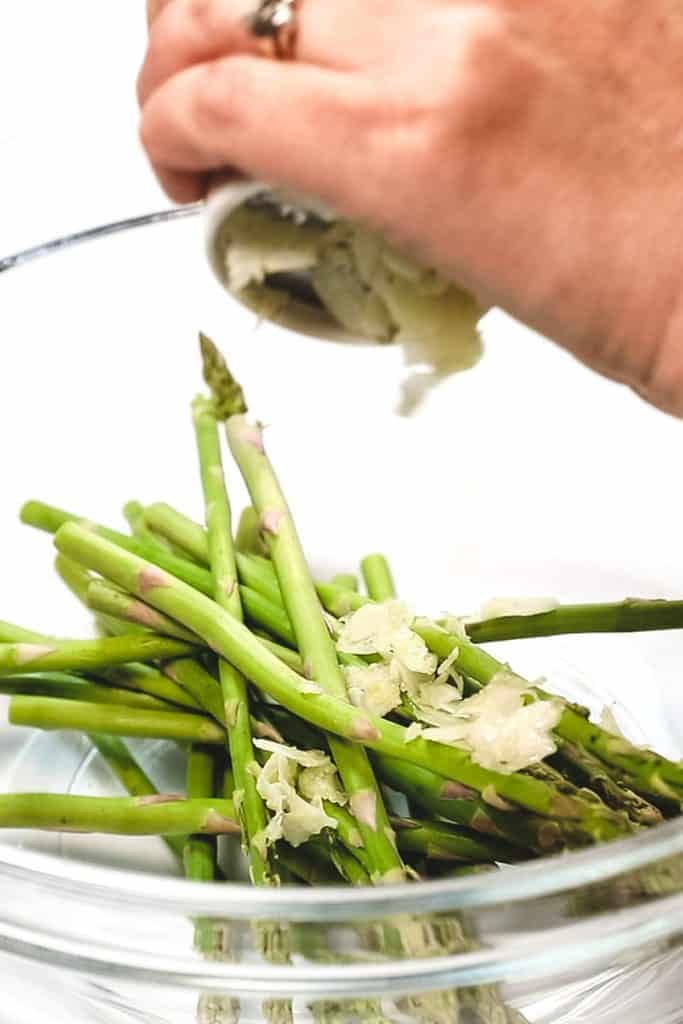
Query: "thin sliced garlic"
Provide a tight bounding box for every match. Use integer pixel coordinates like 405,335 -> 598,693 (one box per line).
253,740 -> 342,848
337,601 -> 437,690
437,615 -> 470,640
434,648 -> 464,695
337,600 -> 414,656
299,763 -> 347,806
404,722 -> 423,743
344,663 -> 401,718
421,675 -> 562,774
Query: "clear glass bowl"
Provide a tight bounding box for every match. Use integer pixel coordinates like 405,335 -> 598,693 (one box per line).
2,209 -> 683,1024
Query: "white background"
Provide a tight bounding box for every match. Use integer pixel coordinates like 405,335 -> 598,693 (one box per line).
1,1 -> 683,760
0,2 -> 164,254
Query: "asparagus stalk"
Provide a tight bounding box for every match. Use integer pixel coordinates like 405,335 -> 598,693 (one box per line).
100,662 -> 203,711
86,579 -> 200,643
235,505 -> 268,556
184,745 -> 219,882
89,733 -> 187,859
165,658 -> 227,724
145,502 -> 210,565
331,574 -> 359,592
199,333 -> 405,883
240,585 -> 296,646
0,672 -> 179,712
551,740 -> 665,825
10,695 -> 226,745
278,841 -> 343,885
193,394 -> 272,885
21,500 -> 214,596
0,793 -> 238,835
360,554 -> 396,603
0,634 -> 195,676
124,500 -> 171,548
391,816 -> 522,864
54,523 -> 633,840
222,413 -> 406,883
0,621 -> 59,644
467,599 -> 683,643
303,837 -> 370,886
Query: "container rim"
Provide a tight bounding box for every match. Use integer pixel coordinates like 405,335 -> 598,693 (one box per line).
0,812 -> 682,920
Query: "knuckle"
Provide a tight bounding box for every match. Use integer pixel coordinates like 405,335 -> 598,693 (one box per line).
191,60 -> 243,138
180,0 -> 219,38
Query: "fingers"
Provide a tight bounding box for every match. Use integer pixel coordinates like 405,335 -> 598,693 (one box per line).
138,0 -> 370,108
146,0 -> 174,27
152,166 -> 208,203
138,0 -> 260,105
140,56 -> 371,212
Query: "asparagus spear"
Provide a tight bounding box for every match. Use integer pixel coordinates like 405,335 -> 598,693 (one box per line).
165,658 -> 227,724
54,523 -> 633,841
360,554 -> 396,603
10,695 -> 226,745
21,500 -> 214,596
240,585 -> 296,645
219,417 -> 406,880
193,394 -> 272,885
467,599 -> 683,643
0,621 -> 59,644
235,506 -> 267,556
184,744 -> 219,882
302,836 -> 370,886
391,816 -> 521,864
200,339 -> 406,880
0,673 -> 179,712
331,574 -> 359,592
100,663 -> 203,712
89,733 -> 187,859
184,746 -> 241,1024
87,579 -> 200,643
0,793 -> 238,835
54,553 -> 140,640
145,501 -> 210,565
551,740 -> 664,825
0,634 -> 195,676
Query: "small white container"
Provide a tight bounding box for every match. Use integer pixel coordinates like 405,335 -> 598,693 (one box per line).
203,179 -> 361,342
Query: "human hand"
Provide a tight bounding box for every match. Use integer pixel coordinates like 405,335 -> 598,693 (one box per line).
138,0 -> 683,415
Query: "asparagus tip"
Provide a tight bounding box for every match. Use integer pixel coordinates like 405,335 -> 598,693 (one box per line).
198,333 -> 248,419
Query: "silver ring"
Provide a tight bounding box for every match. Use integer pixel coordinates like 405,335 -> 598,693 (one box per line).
249,0 -> 298,60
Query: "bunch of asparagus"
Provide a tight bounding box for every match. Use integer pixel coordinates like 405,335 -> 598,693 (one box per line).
2,336 -> 682,890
